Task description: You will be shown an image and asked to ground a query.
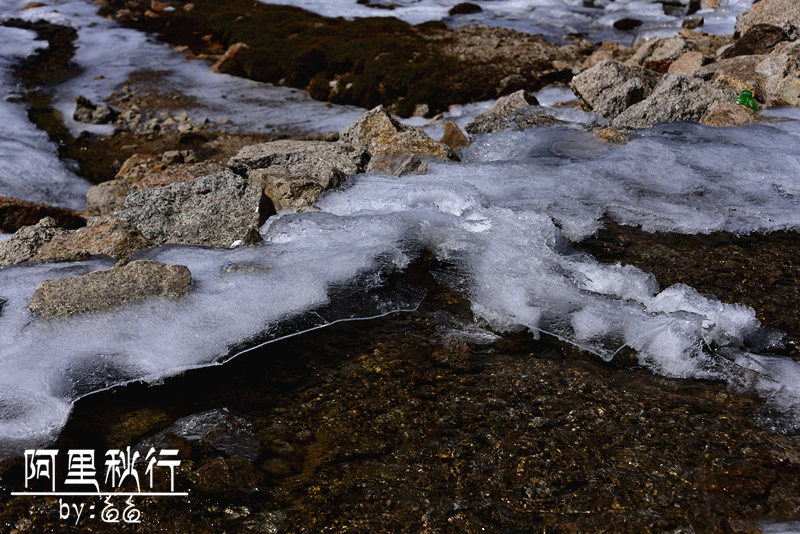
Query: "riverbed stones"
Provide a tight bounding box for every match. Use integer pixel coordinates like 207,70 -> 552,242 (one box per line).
668,51 -> 711,76
73,95 -> 120,124
570,61 -> 661,117
227,140 -> 369,210
339,105 -> 459,173
28,260 -> 191,318
612,74 -> 737,130
0,196 -> 85,233
30,216 -> 152,263
116,170 -> 273,247
0,217 -> 70,266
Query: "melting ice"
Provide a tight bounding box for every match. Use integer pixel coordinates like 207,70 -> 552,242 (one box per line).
2,0 -> 800,456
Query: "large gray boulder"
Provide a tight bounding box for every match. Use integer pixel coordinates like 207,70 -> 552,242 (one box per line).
227,140 -> 370,211
569,61 -> 661,119
28,260 -> 191,318
612,74 -> 737,130
116,171 -> 273,248
0,217 -> 70,266
339,105 -> 459,174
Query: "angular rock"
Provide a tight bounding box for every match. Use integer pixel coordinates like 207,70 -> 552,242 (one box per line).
699,101 -> 769,127
612,74 -> 737,130
210,42 -> 248,75
668,51 -> 711,76
464,108 -> 557,138
720,24 -> 789,59
0,217 -> 70,266
115,154 -> 160,182
707,55 -> 767,96
247,164 -> 346,211
593,78 -> 646,120
677,28 -> 734,57
755,43 -> 800,106
31,217 -> 152,264
117,171 -> 273,247
440,121 -> 470,150
228,140 -> 369,177
28,260 -> 191,318
339,106 -> 459,170
682,16 -> 704,30
0,196 -> 85,233
485,89 -> 535,116
227,140 -> 370,210
570,61 -> 661,117
734,0 -> 800,41
86,180 -> 130,217
73,95 -> 119,124
643,37 -> 690,73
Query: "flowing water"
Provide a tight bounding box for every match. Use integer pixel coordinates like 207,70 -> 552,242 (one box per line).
1,0 -> 800,531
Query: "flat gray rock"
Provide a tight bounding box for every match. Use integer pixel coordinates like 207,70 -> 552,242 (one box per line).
117,170 -> 273,248
28,260 -> 191,318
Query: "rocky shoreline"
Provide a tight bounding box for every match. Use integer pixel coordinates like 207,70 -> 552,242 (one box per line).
2,0 -> 800,532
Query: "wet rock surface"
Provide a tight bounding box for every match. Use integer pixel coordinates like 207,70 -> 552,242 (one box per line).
2,255 -> 799,532
28,259 -> 191,317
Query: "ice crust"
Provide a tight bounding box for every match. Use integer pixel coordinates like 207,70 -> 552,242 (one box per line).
3,0 -> 800,453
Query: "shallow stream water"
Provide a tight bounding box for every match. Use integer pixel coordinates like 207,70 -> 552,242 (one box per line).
2,0 -> 800,532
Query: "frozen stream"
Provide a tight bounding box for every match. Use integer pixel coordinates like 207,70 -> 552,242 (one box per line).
3,0 -> 800,462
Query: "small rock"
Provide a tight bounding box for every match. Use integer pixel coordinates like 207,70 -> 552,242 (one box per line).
683,16 -> 704,30
28,260 -> 192,318
448,2 -> 482,16
486,89 -> 535,116
0,217 -> 70,266
613,18 -> 643,31
495,74 -> 527,96
440,121 -> 470,150
117,171 -> 273,247
0,196 -> 85,233
592,78 -> 646,120
161,150 -> 185,166
594,127 -> 630,146
699,101 -> 768,127
73,95 -> 119,124
392,154 -> 428,176
115,154 -> 159,182
31,216 -> 152,264
211,42 -> 249,75
339,105 -> 459,168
